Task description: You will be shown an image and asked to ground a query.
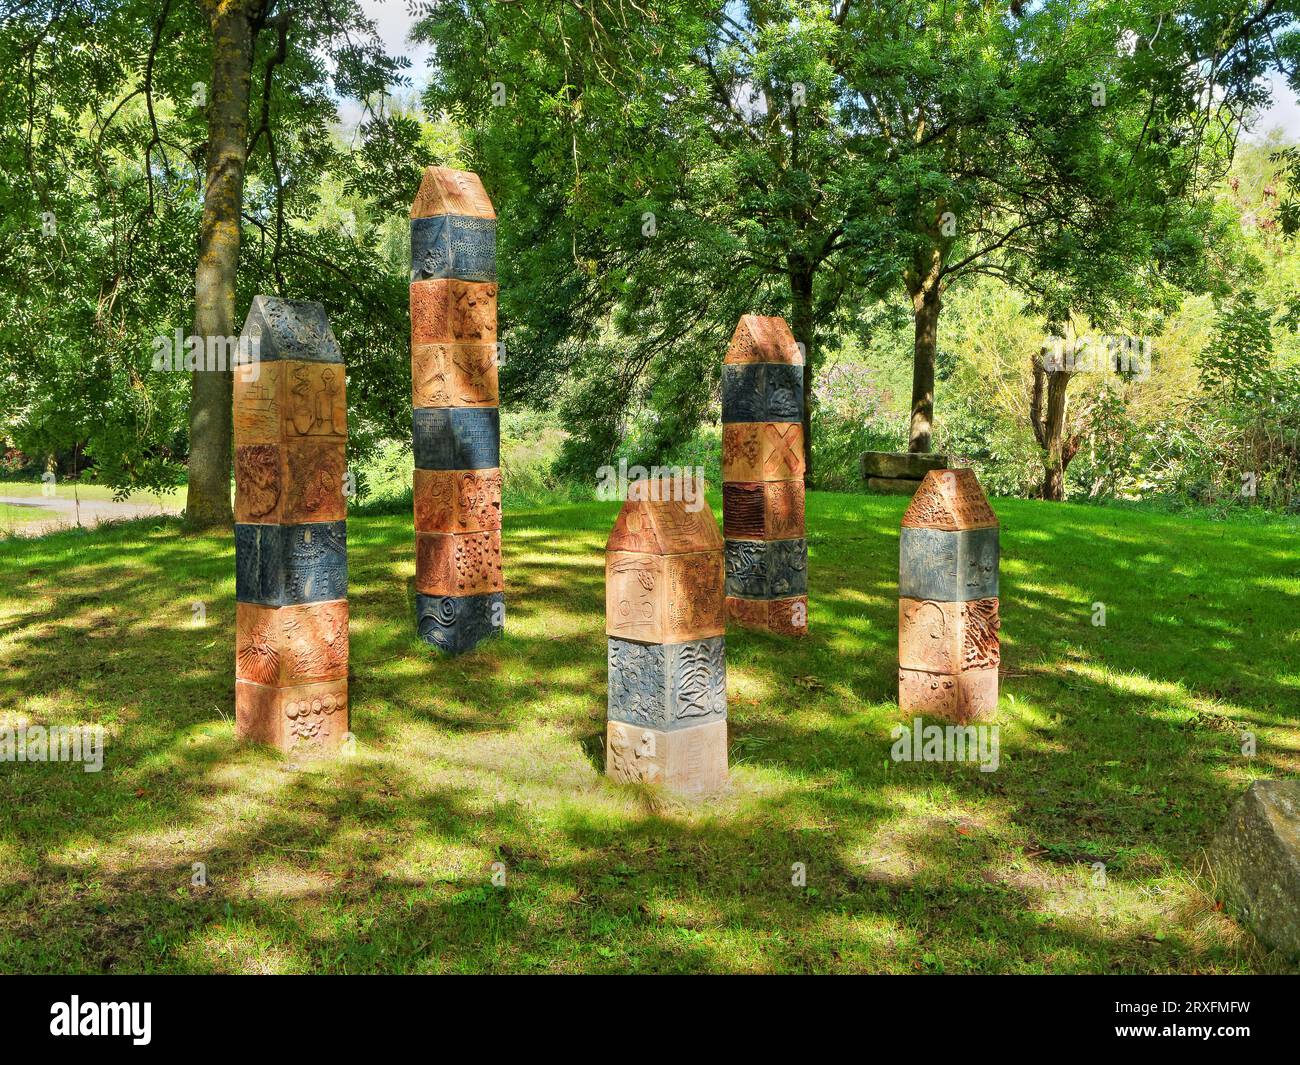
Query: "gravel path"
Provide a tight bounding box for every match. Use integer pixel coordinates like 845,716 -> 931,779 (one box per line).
0,494 -> 182,537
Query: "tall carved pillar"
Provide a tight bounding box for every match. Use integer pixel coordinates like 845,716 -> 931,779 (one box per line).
409,166 -> 504,654
605,483 -> 728,796
898,469 -> 1001,722
233,297 -> 349,754
721,315 -> 808,635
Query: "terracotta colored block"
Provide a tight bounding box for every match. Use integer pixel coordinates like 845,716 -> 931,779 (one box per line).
410,279 -> 498,343
411,341 -> 498,408
410,215 -> 497,282
721,363 -> 804,423
415,591 -> 504,654
236,600 -> 349,686
723,481 -> 804,540
726,595 -> 809,636
282,361 -> 347,439
763,423 -> 805,480
724,314 -> 803,365
898,526 -> 999,602
607,636 -> 727,732
606,719 -> 728,796
414,468 -> 501,533
899,597 -> 1000,674
898,666 -> 998,723
725,594 -> 769,630
410,165 -> 496,220
723,483 -> 766,539
722,423 -> 762,481
282,439 -> 347,524
725,537 -> 807,599
606,551 -> 665,641
606,493 -> 724,555
666,550 -> 726,641
723,422 -> 804,482
235,444 -> 283,523
606,550 -> 725,643
766,595 -> 809,637
766,481 -> 805,539
415,530 -> 503,597
235,521 -> 347,606
240,296 -> 342,363
413,468 -> 456,532
901,468 -> 998,531
233,361 -> 281,446
236,678 -> 349,755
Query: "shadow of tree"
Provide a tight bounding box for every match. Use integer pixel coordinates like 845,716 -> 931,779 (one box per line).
0,494 -> 1295,972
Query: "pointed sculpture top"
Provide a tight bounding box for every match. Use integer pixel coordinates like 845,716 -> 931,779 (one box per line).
239,296 -> 341,363
606,484 -> 724,555
901,468 -> 998,531
725,315 -> 803,365
411,166 -> 496,220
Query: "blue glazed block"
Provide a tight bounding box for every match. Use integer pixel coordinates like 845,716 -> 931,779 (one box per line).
607,639 -> 667,727
235,521 -> 348,606
410,215 -> 497,282
608,636 -> 726,731
413,407 -> 500,470
452,406 -> 500,469
725,538 -> 767,598
666,636 -> 728,726
721,364 -> 804,423
239,295 -> 342,363
768,537 -> 808,597
722,365 -> 765,422
765,363 -> 804,422
725,538 -> 807,599
899,526 -> 999,602
413,408 -> 456,469
416,591 -> 504,654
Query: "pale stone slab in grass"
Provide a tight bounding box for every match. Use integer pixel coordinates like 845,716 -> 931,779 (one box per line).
861,451 -> 952,481
1211,780 -> 1300,958
867,476 -> 926,495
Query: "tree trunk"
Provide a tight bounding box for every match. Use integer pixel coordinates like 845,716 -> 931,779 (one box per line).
908,280 -> 941,453
1030,356 -> 1081,502
789,262 -> 816,488
184,1 -> 258,530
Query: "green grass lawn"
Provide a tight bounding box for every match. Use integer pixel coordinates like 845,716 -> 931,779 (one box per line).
0,481 -> 184,504
0,492 -> 1297,973
0,502 -> 44,530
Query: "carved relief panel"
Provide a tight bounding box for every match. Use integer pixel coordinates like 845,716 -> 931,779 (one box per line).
236,601 -> 349,687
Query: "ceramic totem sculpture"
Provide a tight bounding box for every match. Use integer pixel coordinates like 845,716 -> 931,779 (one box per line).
409,166 -> 504,654
721,315 -> 808,635
898,469 -> 1000,722
605,482 -> 728,795
234,297 -> 349,754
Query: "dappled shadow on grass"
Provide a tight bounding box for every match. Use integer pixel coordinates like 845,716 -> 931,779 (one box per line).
0,495 -> 1296,973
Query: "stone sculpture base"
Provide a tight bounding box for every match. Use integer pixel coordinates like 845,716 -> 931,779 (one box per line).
236,678 -> 349,754
605,719 -> 728,797
897,667 -> 997,723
